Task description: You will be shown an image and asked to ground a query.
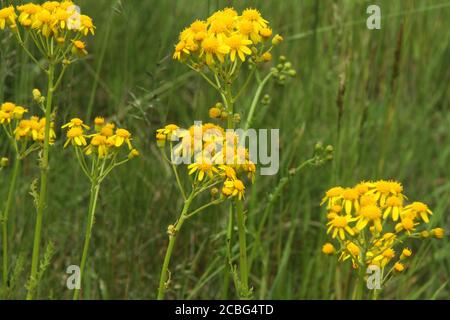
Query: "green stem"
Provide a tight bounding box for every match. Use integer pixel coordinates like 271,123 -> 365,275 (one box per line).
236,200 -> 250,298
73,178 -> 101,300
1,156 -> 20,288
27,63 -> 55,300
157,195 -> 193,300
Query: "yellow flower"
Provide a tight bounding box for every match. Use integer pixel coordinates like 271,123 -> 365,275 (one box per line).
80,14 -> 95,36
222,179 -> 245,200
0,6 -> 16,30
31,9 -> 55,37
62,118 -> 90,130
200,35 -> 230,65
383,196 -> 403,221
14,119 -> 31,140
320,186 -> 343,207
372,248 -> 395,267
219,165 -> 237,180
173,41 -> 191,60
188,155 -> 218,182
128,149 -> 140,159
64,127 -> 86,147
400,248 -> 412,259
356,205 -> 382,232
395,217 -> 418,234
403,202 -> 432,223
237,19 -> 260,43
72,40 -> 88,56
394,262 -> 405,272
225,34 -> 252,62
260,27 -> 272,38
242,8 -> 268,28
326,215 -> 356,240
114,128 -> 133,149
322,243 -> 335,255
85,134 -> 108,158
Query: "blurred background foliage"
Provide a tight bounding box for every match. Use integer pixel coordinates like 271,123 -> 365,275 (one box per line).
0,0 -> 449,299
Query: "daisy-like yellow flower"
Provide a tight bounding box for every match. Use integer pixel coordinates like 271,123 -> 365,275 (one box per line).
383,195 -> 403,221
395,217 -> 418,234
339,242 -> 361,267
237,19 -> 261,44
173,41 -> 191,60
80,14 -> 95,36
17,3 -> 41,25
222,179 -> 245,200
14,119 -> 31,140
225,34 -> 252,62
200,35 -> 230,65
356,205 -> 382,232
219,165 -> 237,180
85,134 -> 108,158
64,127 -> 86,147
188,155 -> 218,182
367,180 -> 403,206
114,128 -> 133,149
326,215 -> 356,240
0,6 -> 16,30
157,124 -> 180,141
62,118 -> 90,130
372,248 -> 395,267
320,186 -> 343,207
242,8 -> 268,28
403,201 -> 432,223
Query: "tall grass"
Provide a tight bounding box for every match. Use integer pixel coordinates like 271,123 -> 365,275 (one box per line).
0,0 -> 449,299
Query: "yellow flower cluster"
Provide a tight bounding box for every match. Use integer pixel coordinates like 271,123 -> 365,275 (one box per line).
156,123 -> 256,200
1,1 -> 95,36
173,7 -> 282,65
321,180 -> 444,272
1,102 -> 55,144
63,117 -> 138,159
1,1 -> 94,59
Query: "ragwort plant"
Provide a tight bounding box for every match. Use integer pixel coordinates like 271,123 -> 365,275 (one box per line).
62,117 -> 139,299
0,0 -> 94,299
321,180 -> 445,299
156,7 -> 296,300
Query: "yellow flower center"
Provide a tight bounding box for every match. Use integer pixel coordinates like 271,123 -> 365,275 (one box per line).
360,205 -> 381,220
226,35 -> 244,49
67,127 -> 83,138
202,37 -> 220,53
386,196 -> 402,207
1,102 -> 15,112
402,218 -> 414,230
332,216 -> 348,228
239,20 -> 254,35
375,180 -> 391,194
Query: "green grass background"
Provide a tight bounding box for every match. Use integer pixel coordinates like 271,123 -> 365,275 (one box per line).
0,0 -> 449,299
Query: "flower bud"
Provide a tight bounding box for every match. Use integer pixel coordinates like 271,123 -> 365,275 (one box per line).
322,243 -> 335,255
1,157 -> 9,167
32,89 -> 42,102
431,228 -> 444,239
233,113 -> 241,123
128,149 -> 140,159
272,34 -> 284,45
209,107 -> 221,119
262,52 -> 272,62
